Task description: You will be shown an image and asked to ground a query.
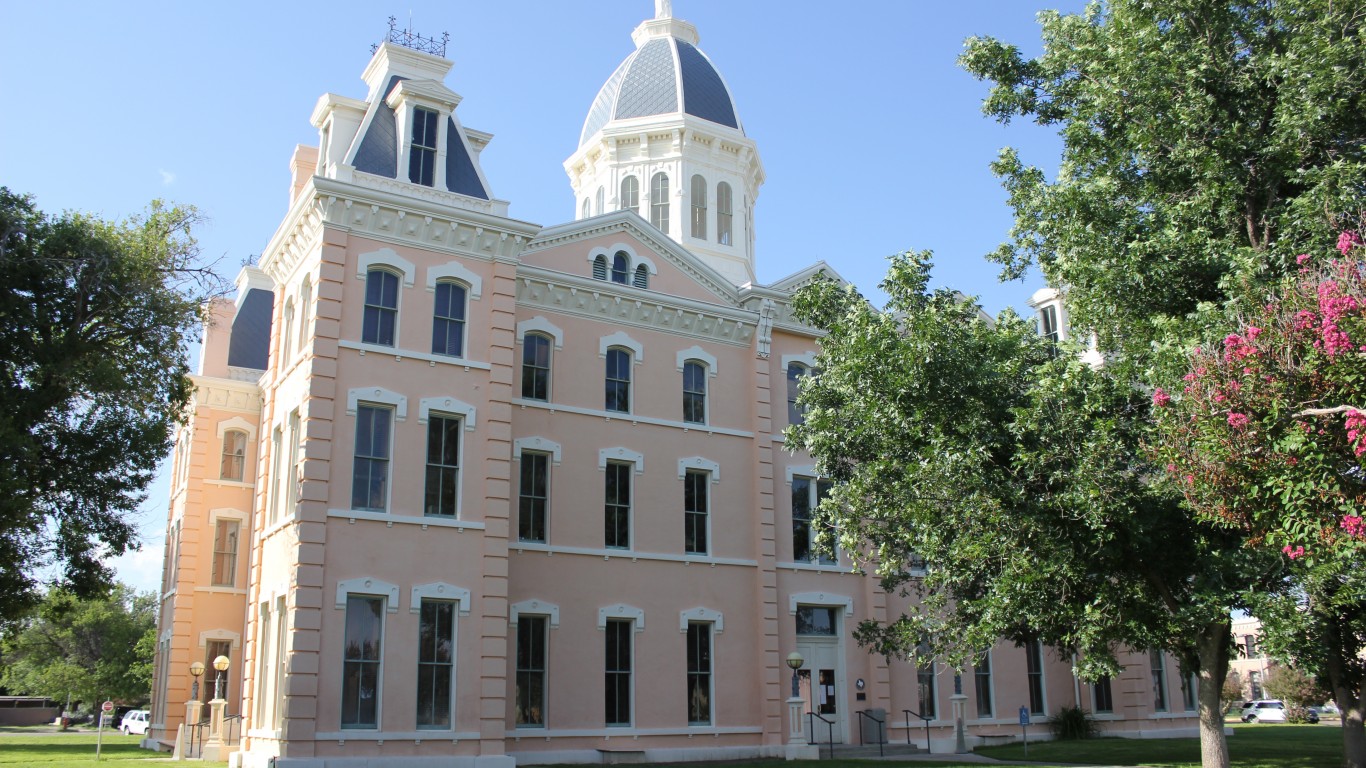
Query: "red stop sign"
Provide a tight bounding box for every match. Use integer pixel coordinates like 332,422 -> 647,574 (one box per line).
101,701 -> 113,713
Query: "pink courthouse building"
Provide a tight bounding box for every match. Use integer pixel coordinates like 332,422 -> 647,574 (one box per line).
149,6 -> 1202,766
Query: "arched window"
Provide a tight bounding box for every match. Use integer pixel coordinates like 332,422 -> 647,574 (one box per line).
690,175 -> 707,239
432,280 -> 467,357
593,254 -> 609,280
522,333 -> 551,401
298,279 -> 313,352
581,198 -> 591,219
716,182 -> 733,245
620,176 -> 639,214
650,172 -> 670,232
611,252 -> 629,284
633,265 -> 648,289
683,361 -> 706,424
221,429 -> 248,481
280,299 -> 295,363
787,363 -> 810,426
605,348 -> 631,413
596,186 -> 605,216
362,268 -> 400,347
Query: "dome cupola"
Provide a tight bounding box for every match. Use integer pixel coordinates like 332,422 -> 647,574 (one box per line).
565,0 -> 764,286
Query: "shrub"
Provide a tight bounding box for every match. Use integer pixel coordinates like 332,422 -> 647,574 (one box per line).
1285,705 -> 1314,724
1049,705 -> 1099,740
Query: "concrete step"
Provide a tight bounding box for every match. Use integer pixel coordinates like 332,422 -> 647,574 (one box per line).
820,742 -> 927,759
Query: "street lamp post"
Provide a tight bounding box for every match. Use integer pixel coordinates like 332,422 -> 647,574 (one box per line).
785,651 -> 806,748
203,655 -> 231,761
174,662 -> 207,759
212,655 -> 229,701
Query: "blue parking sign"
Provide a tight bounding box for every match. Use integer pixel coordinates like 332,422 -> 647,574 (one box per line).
1019,706 -> 1030,726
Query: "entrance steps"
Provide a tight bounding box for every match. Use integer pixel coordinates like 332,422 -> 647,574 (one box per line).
817,742 -> 928,759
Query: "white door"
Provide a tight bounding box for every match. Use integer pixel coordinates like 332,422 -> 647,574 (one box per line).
798,639 -> 844,743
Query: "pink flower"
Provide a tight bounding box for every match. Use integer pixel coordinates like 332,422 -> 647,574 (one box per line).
1166,463 -> 1177,473
1282,544 -> 1306,560
1228,412 -> 1250,429
1342,515 -> 1365,539
1214,393 -> 1227,403
1294,310 -> 1318,331
1297,253 -> 1312,265
1337,230 -> 1361,255
1152,388 -> 1171,407
1246,326 -> 1263,342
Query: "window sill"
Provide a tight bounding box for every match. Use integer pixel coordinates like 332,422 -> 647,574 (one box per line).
510,725 -> 762,739
513,398 -> 753,438
327,508 -> 487,531
779,561 -> 849,573
315,730 -> 481,742
339,340 -> 492,370
194,586 -> 248,595
203,479 -> 255,489
512,542 -> 756,568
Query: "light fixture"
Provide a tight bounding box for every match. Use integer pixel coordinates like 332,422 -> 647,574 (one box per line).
212,655 -> 230,700
189,661 -> 205,700
786,651 -> 804,699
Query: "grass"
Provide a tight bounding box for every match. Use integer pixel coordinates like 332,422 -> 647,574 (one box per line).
0,732 -> 227,767
977,722 -> 1341,768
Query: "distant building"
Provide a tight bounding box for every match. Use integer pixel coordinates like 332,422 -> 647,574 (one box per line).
1228,617 -> 1276,702
149,7 -> 1201,766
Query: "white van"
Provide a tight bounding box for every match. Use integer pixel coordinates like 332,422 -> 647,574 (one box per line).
119,709 -> 150,735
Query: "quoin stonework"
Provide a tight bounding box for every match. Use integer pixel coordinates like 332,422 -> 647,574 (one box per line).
149,5 -> 1202,766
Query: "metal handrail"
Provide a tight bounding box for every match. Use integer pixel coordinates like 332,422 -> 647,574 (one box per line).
187,717 -> 211,758
902,708 -> 932,753
856,709 -> 886,757
806,710 -> 835,756
222,713 -> 242,746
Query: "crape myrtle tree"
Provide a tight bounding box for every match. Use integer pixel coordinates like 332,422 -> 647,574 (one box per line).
1153,240 -> 1366,766
787,253 -> 1274,768
0,189 -> 219,621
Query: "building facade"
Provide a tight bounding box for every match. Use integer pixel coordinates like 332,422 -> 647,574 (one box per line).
149,7 -> 1201,767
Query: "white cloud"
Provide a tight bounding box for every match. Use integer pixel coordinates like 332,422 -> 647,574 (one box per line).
159,169 -> 176,186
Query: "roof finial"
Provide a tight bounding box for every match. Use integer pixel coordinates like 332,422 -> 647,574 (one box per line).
654,0 -> 672,19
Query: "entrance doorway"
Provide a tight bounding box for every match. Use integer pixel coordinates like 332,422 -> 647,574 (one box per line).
795,605 -> 845,743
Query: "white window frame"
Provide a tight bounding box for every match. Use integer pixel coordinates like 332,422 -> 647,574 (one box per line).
208,508 -> 247,588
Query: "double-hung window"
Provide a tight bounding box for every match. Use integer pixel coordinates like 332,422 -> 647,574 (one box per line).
424,415 -> 461,517
792,476 -> 835,564
787,363 -> 810,425
716,182 -> 733,245
620,176 -> 639,215
686,622 -> 712,725
690,174 -> 707,239
605,618 -> 632,725
650,172 -> 670,232
915,641 -> 937,719
1093,677 -> 1114,713
604,461 -> 631,549
220,429 -> 247,481
516,615 -> 547,726
416,600 -> 455,729
605,348 -> 631,413
432,281 -> 466,358
211,519 -> 240,587
1026,640 -> 1045,716
1151,649 -> 1169,712
973,652 -> 993,718
522,334 -> 550,401
409,107 -> 439,187
352,405 -> 392,512
611,253 -> 629,284
341,595 -> 384,728
362,269 -> 399,347
684,469 -> 709,555
682,361 -> 706,424
518,452 -> 549,543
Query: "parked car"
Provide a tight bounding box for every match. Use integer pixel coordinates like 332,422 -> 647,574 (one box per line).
1241,699 -> 1287,722
119,709 -> 150,735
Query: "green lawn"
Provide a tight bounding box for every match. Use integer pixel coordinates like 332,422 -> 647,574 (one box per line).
0,732 -> 227,767
977,722 -> 1341,768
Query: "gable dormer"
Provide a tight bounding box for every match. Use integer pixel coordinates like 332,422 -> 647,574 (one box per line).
310,39 -> 505,214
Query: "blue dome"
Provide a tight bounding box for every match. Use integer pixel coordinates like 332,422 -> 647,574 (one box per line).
579,36 -> 741,146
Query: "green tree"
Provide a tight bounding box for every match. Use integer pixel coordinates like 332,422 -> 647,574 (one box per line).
1223,670 -> 1244,707
788,255 -> 1271,768
961,0 -> 1366,369
0,585 -> 158,708
0,189 -> 218,620
1264,664 -> 1330,707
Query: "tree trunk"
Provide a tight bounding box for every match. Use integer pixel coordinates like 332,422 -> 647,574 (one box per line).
1196,620 -> 1232,768
1326,649 -> 1365,768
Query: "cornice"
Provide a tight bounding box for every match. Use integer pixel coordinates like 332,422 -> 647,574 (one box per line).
190,374 -> 263,414
515,268 -> 755,349
524,211 -> 740,307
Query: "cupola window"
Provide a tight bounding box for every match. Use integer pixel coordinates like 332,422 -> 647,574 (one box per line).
633,265 -> 648,289
690,175 -> 707,239
716,183 -> 733,246
409,107 -> 439,187
650,173 -> 670,233
593,255 -> 609,280
596,186 -> 605,216
620,176 -> 639,215
611,253 -> 629,284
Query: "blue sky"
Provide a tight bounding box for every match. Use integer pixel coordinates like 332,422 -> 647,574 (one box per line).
0,1 -> 1087,593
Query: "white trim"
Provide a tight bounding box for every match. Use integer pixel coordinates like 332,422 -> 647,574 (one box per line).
410,582 -> 471,615
511,542 -> 756,567
335,577 -> 401,612
513,398 -> 752,438
514,437 -> 562,464
337,339 -> 492,370
215,416 -> 257,441
781,352 -> 817,370
327,508 -> 486,531
678,457 -> 720,482
507,726 -> 762,739
196,629 -> 242,648
418,397 -> 477,429
599,447 -> 644,473
598,604 -> 645,631
208,506 -> 249,520
789,592 -> 854,617
425,261 -> 483,299
679,607 -> 724,634
785,465 -> 817,484
509,599 -> 561,628
599,331 -> 644,361
676,346 -> 718,375
315,730 -> 481,742
357,247 -> 416,287
517,317 -> 564,349
347,386 -> 408,421
587,243 -> 658,276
